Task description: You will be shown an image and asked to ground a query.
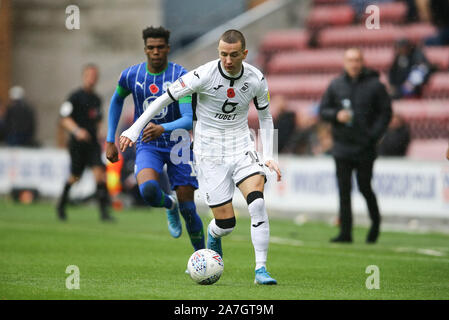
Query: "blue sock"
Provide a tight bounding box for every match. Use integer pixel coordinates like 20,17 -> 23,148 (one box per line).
138,180 -> 173,209
179,201 -> 205,251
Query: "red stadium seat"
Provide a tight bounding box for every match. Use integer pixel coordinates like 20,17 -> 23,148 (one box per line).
317,23 -> 436,48
424,47 -> 449,71
267,49 -> 345,74
307,5 -> 355,28
393,99 -> 449,139
260,30 -> 309,54
361,1 -> 407,24
403,23 -> 437,44
267,48 -> 395,74
247,99 -> 318,127
313,0 -> 348,5
266,74 -> 336,99
406,139 -> 448,160
422,72 -> 449,98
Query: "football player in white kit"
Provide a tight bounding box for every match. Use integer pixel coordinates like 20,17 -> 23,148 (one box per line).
119,30 -> 281,285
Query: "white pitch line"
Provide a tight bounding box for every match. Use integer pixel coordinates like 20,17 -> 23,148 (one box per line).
270,236 -> 304,247
394,247 -> 446,257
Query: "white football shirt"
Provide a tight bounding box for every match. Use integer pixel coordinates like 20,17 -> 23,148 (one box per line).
167,59 -> 272,158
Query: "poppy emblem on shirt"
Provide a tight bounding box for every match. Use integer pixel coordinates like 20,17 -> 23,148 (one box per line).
88,108 -> 97,119
227,88 -> 235,98
149,84 -> 159,94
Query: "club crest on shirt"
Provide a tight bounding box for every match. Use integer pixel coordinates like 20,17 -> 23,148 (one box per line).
227,88 -> 235,98
240,82 -> 249,92
88,108 -> 98,119
149,84 -> 159,94
143,96 -> 167,119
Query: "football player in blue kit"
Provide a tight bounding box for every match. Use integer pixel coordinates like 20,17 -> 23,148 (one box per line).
106,26 -> 204,252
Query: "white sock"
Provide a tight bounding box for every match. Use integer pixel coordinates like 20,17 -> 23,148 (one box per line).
208,219 -> 234,238
248,198 -> 269,270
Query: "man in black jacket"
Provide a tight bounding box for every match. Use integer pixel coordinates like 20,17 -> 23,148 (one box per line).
319,48 -> 392,244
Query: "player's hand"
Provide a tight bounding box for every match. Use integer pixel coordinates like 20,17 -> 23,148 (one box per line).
265,160 -> 282,182
446,146 -> 449,161
119,136 -> 134,152
74,128 -> 91,142
337,109 -> 352,124
106,142 -> 119,163
142,123 -> 165,142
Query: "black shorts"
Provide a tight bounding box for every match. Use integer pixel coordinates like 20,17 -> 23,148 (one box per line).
69,140 -> 104,177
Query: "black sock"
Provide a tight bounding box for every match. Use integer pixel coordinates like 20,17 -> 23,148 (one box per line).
58,182 -> 72,208
96,183 -> 111,218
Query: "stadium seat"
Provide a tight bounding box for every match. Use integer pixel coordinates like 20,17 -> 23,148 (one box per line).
406,139 -> 448,160
422,72 -> 449,98
267,48 -> 395,74
266,74 -> 335,99
424,47 -> 449,71
361,1 -> 407,24
248,99 -> 318,128
306,5 -> 355,28
313,0 -> 348,5
393,99 -> 449,139
267,49 -> 345,74
317,23 -> 436,48
259,30 -> 309,54
266,46 -> 448,75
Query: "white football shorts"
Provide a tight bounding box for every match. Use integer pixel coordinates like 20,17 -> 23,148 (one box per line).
194,150 -> 267,208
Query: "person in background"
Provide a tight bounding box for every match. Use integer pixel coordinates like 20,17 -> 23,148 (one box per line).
319,48 -> 392,244
4,86 -> 38,147
56,64 -> 114,222
388,38 -> 433,99
417,0 -> 449,46
378,114 -> 411,157
273,96 -> 296,153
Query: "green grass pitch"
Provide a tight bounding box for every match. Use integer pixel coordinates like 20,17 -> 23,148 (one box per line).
0,199 -> 448,300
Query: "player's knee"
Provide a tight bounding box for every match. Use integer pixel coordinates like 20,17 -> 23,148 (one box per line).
247,191 -> 267,220
139,180 -> 162,207
213,217 -> 236,237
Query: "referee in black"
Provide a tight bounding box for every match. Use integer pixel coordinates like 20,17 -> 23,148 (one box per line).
56,64 -> 113,221
319,48 -> 392,243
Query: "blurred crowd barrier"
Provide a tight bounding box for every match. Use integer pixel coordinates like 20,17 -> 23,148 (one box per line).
2,148 -> 448,218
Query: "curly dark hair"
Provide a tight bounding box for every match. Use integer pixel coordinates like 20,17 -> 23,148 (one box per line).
142,26 -> 170,44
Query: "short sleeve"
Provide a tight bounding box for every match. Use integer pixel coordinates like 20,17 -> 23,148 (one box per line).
117,68 -> 132,97
60,101 -> 73,117
60,92 -> 76,117
167,65 -> 205,101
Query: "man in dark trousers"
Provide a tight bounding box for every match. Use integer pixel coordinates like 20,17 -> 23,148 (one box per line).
319,48 -> 392,244
56,64 -> 113,222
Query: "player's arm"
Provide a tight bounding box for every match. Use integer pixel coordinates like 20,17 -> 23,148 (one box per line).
59,99 -> 90,142
106,85 -> 130,162
142,95 -> 193,142
120,68 -> 202,152
254,79 -> 281,182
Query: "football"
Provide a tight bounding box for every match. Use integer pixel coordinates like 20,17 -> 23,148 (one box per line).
187,249 -> 224,285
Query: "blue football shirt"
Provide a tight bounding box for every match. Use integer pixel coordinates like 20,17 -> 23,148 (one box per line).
116,62 -> 192,148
